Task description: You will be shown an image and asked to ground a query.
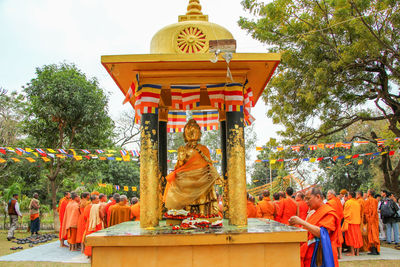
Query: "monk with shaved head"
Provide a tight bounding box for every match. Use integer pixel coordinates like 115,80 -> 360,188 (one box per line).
256,190 -> 275,219
289,188 -> 340,267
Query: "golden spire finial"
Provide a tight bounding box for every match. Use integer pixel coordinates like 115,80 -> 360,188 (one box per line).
186,0 -> 202,15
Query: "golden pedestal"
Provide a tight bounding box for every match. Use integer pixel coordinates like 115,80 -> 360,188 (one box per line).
86,219 -> 307,267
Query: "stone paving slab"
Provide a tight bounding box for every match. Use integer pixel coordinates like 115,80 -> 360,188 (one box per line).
339,247 -> 400,262
0,241 -> 89,263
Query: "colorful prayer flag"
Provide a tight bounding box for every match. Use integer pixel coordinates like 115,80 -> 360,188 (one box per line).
167,111 -> 187,133
124,186 -> 129,191
206,83 -> 225,109
192,110 -> 219,131
123,73 -> 139,105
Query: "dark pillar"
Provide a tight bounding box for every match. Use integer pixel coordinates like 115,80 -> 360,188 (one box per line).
226,111 -> 247,226
219,120 -> 228,219
158,120 -> 168,178
139,113 -> 159,228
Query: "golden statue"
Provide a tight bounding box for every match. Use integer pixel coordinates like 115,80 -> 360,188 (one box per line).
164,119 -> 220,216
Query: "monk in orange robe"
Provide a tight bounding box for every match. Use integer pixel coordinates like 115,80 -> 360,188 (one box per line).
342,192 -> 363,256
364,189 -> 380,255
76,192 -> 90,246
247,193 -> 257,218
61,192 -> 80,251
296,192 -> 309,220
105,194 -> 118,227
356,191 -> 368,251
83,194 -> 104,257
327,189 -> 344,259
109,195 -> 132,227
130,197 -> 140,221
98,194 -> 108,226
256,190 -> 275,219
58,192 -> 70,247
273,192 -> 282,222
279,187 -> 299,224
289,188 -> 340,267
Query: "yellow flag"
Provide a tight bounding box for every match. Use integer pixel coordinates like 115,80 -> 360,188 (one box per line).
168,150 -> 177,153
270,159 -> 276,164
132,187 -> 137,191
11,158 -> 20,162
116,157 -> 122,161
358,159 -> 363,165
107,150 -> 116,153
26,157 -> 36,163
310,158 -> 316,163
317,144 -> 325,149
69,149 -> 77,156
32,152 -> 39,157
74,156 -> 82,161
25,148 -> 34,152
0,158 -> 6,163
47,148 -> 56,153
345,155 -> 352,159
99,157 -> 106,161
256,147 -> 263,151
124,186 -> 129,191
122,155 -> 130,162
42,157 -> 50,162
216,149 -> 222,155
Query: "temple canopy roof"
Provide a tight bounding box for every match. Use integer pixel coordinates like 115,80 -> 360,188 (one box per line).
102,0 -> 280,111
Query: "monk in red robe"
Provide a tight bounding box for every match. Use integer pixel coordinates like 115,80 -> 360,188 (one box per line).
247,193 -> 257,218
76,192 -> 90,246
342,192 -> 363,256
256,190 -> 275,219
279,187 -> 299,224
61,192 -> 80,251
289,188 -> 340,267
109,195 -> 132,227
84,194 -> 104,257
364,189 -> 380,255
130,197 -> 140,221
356,191 -> 368,251
105,194 -> 118,227
273,192 -> 282,222
327,189 -> 344,259
58,192 -> 70,247
296,192 -> 309,220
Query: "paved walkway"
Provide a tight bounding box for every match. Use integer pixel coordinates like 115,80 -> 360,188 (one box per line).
0,241 -> 89,263
339,247 -> 400,262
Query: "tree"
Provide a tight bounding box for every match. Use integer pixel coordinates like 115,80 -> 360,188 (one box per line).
23,63 -> 114,215
113,110 -> 140,148
239,0 -> 400,193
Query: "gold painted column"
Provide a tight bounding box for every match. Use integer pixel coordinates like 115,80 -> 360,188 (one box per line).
140,113 -> 160,228
226,111 -> 247,226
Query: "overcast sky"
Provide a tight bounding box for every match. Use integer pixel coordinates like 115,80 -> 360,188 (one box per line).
0,0 -> 281,152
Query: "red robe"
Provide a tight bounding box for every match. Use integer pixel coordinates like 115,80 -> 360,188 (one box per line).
327,196 -> 344,247
84,204 -> 104,257
58,197 -> 69,240
301,204 -> 340,267
256,198 -> 275,219
247,201 -> 257,218
280,197 -> 298,224
105,200 -> 116,227
274,200 -> 283,222
76,199 -> 90,243
297,200 -> 309,220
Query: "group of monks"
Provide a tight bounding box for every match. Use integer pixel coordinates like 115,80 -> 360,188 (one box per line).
247,187 -> 381,267
58,191 -> 140,258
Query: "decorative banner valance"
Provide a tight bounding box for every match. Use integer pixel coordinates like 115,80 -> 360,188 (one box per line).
167,111 -> 187,133
134,84 -> 162,123
193,110 -> 219,131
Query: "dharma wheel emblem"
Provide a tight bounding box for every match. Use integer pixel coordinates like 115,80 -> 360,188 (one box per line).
176,27 -> 207,53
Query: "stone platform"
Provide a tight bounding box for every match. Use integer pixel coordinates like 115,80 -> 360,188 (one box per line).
86,218 -> 307,267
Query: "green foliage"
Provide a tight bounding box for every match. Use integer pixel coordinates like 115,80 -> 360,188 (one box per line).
240,0 -> 400,193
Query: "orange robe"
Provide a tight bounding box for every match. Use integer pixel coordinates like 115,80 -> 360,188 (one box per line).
76,199 -> 90,244
105,200 -> 116,227
247,201 -> 257,218
256,197 -> 275,219
279,197 -> 298,224
301,204 -> 340,267
343,198 -> 362,249
327,196 -> 344,247
61,201 -> 80,245
109,203 -> 132,227
364,196 -> 380,252
357,197 -> 368,251
130,203 -> 140,221
297,200 -> 309,220
274,200 -> 283,222
84,204 -> 104,257
58,197 -> 69,240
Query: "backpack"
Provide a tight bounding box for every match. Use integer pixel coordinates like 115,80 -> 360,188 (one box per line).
381,199 -> 395,218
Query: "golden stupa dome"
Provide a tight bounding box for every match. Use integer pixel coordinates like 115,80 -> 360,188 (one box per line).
150,0 -> 234,54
